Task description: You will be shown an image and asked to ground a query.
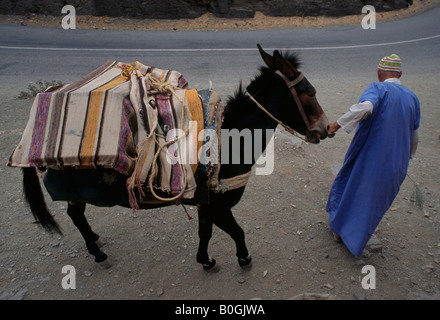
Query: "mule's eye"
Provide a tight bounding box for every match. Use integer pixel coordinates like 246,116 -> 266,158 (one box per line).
308,92 -> 316,98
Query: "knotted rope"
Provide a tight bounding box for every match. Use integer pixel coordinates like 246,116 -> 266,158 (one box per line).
146,73 -> 185,105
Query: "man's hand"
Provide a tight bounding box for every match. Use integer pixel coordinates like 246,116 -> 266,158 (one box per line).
328,122 -> 341,138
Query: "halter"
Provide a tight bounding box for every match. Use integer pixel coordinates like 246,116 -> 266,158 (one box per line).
245,70 -> 311,142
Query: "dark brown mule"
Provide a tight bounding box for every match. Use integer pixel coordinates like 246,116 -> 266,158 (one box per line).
22,44 -> 329,271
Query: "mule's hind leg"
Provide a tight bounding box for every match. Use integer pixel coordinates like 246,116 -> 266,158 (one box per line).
212,207 -> 252,268
67,202 -> 110,267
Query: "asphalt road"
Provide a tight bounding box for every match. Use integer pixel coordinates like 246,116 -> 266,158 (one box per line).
0,5 -> 439,98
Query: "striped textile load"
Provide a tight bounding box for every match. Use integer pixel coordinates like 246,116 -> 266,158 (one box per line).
8,60 -> 218,206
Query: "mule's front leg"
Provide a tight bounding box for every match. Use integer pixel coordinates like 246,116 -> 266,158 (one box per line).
196,205 -> 218,272
67,202 -> 110,268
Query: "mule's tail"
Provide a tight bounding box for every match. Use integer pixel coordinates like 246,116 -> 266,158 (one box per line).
22,167 -> 62,235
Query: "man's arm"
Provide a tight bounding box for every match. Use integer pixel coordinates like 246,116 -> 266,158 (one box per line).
329,101 -> 374,137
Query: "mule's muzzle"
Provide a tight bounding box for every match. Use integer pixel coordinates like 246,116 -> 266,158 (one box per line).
306,120 -> 329,144
305,132 -> 321,144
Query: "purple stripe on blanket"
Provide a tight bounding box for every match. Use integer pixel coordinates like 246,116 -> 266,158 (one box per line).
178,76 -> 188,88
28,92 -> 52,167
156,94 -> 183,196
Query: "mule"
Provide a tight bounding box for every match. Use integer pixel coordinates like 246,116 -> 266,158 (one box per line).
22,44 -> 329,271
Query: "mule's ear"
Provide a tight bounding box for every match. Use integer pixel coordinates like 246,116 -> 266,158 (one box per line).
273,50 -> 298,79
257,44 -> 275,69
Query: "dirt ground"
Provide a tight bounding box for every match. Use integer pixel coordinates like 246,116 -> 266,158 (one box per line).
1,0 -> 439,31
1,0 -> 439,302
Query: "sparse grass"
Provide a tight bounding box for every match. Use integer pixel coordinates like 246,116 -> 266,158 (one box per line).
16,80 -> 65,99
407,174 -> 424,212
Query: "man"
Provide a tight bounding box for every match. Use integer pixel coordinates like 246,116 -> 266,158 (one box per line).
326,54 -> 420,256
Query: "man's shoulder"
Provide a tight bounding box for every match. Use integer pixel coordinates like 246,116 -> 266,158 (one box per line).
375,80 -> 416,95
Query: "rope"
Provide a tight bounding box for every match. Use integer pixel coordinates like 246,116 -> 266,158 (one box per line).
146,73 -> 185,105
120,63 -> 139,80
147,131 -> 189,202
122,65 -> 193,205
145,74 -> 191,202
213,171 -> 252,193
245,90 -> 308,143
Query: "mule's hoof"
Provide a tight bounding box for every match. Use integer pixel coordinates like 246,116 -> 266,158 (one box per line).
95,239 -> 105,248
202,258 -> 220,273
98,258 -> 112,269
95,252 -> 111,269
238,256 -> 252,269
94,251 -> 108,263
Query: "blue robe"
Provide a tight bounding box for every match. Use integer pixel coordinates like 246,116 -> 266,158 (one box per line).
326,81 -> 420,256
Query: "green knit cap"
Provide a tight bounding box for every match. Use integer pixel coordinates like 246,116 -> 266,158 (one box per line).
378,54 -> 401,72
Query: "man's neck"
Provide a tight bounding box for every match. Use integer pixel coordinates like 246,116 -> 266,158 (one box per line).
383,78 -> 401,85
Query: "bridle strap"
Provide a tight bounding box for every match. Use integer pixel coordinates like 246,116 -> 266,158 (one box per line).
275,70 -> 311,131
275,70 -> 304,88
244,70 -> 313,142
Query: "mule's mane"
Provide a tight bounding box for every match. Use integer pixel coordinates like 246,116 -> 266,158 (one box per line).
278,51 -> 302,70
223,51 -> 301,125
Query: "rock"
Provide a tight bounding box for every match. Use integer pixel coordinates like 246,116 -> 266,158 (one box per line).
0,285 -> 28,300
422,264 -> 435,273
353,259 -> 366,265
366,234 -> 383,253
51,240 -> 60,247
289,292 -> 336,300
322,283 -> 334,289
353,292 -> 366,300
331,164 -> 342,175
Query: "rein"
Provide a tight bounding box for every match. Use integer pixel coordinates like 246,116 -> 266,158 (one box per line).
245,70 -> 310,143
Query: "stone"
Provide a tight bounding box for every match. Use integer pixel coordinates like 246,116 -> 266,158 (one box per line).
0,285 -> 28,300
366,234 -> 383,253
288,292 -> 336,300
422,264 -> 435,273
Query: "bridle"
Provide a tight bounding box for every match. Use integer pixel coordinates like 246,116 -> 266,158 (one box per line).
245,70 -> 312,142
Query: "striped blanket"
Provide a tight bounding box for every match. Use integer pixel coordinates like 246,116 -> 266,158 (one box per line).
8,61 -> 222,206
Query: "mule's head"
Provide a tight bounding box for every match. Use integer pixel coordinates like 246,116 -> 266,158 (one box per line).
257,44 -> 329,144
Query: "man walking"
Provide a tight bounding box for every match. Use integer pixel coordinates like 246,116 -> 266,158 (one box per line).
326,54 -> 420,256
